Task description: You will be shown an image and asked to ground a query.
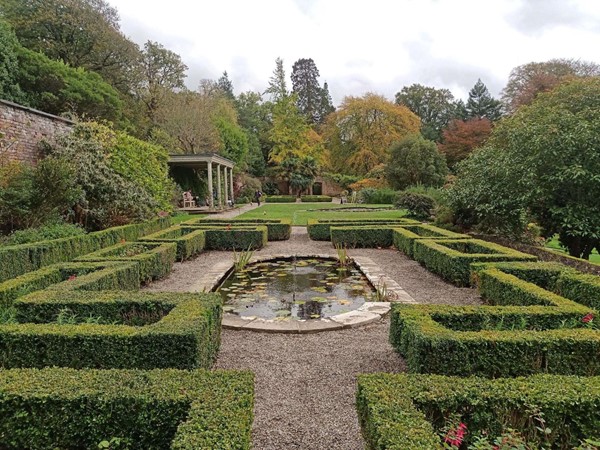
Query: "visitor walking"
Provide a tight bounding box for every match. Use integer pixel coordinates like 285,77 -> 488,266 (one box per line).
255,190 -> 262,206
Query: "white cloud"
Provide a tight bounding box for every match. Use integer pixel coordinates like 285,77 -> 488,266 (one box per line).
109,0 -> 600,105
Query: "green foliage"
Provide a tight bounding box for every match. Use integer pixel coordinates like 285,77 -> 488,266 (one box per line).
1,291 -> 221,370
448,78 -> 600,259
184,218 -> 291,241
291,58 -> 333,125
307,218 -> 418,241
140,226 -> 206,261
412,239 -> 537,286
357,373 -> 600,449
200,226 -> 268,251
0,367 -> 253,449
0,20 -> 24,102
75,241 -> 177,283
386,134 -> 448,190
330,226 -> 396,248
215,116 -> 249,167
265,195 -> 297,203
463,79 -> 503,121
301,195 -> 332,202
1,223 -> 86,245
393,225 -> 469,258
396,191 -> 437,220
0,217 -> 171,283
357,188 -> 398,204
323,172 -> 361,190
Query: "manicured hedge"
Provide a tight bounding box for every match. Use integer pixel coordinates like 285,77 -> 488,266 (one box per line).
184,218 -> 291,241
301,195 -> 332,202
0,217 -> 172,283
412,238 -> 537,286
357,373 -> 600,450
330,226 -> 395,248
200,226 -> 267,250
389,300 -> 598,377
264,195 -> 296,203
0,367 -> 253,449
0,291 -> 222,369
0,262 -> 140,306
556,271 -> 600,311
75,241 -> 177,283
392,224 -> 469,258
140,226 -> 205,261
307,218 -> 418,241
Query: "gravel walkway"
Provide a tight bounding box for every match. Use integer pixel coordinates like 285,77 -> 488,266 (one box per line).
144,227 -> 481,449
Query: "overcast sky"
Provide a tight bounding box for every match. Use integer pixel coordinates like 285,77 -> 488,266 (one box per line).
107,0 -> 600,105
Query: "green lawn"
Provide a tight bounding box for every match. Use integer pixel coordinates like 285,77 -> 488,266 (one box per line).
236,203 -> 407,226
545,235 -> 600,264
171,213 -> 203,224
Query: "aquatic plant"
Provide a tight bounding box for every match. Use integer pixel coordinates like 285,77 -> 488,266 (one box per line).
233,246 -> 254,272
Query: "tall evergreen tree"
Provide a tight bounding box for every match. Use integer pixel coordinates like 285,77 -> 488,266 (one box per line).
264,57 -> 288,102
464,79 -> 502,121
291,58 -> 322,125
317,82 -> 335,124
217,70 -> 235,101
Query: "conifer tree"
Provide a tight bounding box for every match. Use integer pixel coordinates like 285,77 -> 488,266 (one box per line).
464,79 -> 502,121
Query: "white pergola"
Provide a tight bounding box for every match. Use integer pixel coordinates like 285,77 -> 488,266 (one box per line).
168,153 -> 235,209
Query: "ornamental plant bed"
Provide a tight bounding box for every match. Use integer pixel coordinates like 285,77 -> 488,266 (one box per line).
0,291 -> 222,369
0,261 -> 140,306
0,367 -> 253,450
412,238 -> 537,286
307,218 -> 418,241
183,218 -> 291,241
389,300 -> 599,377
392,224 -> 470,258
140,226 -> 206,261
0,216 -> 172,283
75,241 -> 177,283
357,373 -> 600,450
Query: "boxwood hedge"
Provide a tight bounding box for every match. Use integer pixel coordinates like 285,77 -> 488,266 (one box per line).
264,195 -> 296,203
140,226 -> 206,261
0,367 -> 253,450
301,195 -> 332,202
0,217 -> 172,283
330,226 -> 396,248
184,218 -> 291,241
392,224 -> 469,258
75,241 -> 177,283
307,218 -> 418,241
357,373 -> 600,450
0,291 -> 222,369
412,239 -> 537,286
0,262 -> 140,306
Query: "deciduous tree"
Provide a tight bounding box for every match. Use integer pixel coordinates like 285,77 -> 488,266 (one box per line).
438,118 -> 492,168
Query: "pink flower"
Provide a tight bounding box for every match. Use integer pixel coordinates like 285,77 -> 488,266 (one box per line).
68,275 -> 77,281
582,313 -> 594,324
444,423 -> 467,447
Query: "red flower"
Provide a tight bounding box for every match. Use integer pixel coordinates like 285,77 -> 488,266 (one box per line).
68,275 -> 77,281
582,313 -> 594,323
444,423 -> 467,447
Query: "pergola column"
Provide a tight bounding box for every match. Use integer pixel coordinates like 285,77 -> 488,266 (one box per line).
224,167 -> 229,206
229,168 -> 234,203
216,164 -> 222,208
207,162 -> 214,209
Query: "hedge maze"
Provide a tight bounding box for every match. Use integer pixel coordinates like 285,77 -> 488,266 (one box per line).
358,224 -> 600,448
0,218 -> 254,448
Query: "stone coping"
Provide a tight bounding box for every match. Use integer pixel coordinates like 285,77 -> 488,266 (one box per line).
204,254 -> 416,333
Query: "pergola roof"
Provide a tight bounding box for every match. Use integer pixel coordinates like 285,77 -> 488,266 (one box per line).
168,153 -> 235,169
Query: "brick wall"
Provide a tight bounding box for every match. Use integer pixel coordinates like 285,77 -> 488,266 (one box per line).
0,100 -> 74,164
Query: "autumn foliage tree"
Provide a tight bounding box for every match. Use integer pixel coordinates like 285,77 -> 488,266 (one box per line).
323,93 -> 420,175
438,118 -> 492,168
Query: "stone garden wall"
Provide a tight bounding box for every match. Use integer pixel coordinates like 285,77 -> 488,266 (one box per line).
0,99 -> 74,164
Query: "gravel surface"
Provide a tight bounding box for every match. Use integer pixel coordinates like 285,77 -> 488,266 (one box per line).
144,227 -> 481,448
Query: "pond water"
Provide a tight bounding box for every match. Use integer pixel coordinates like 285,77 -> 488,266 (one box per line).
217,257 -> 374,320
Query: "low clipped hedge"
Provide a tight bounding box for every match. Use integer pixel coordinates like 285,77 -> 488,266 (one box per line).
307,218 -> 418,241
330,226 -> 395,248
200,226 -> 267,250
0,262 -> 140,306
0,367 -> 253,450
75,241 -> 177,283
0,217 -> 172,283
389,297 -> 598,377
357,373 -> 600,450
0,291 -> 222,369
184,218 -> 291,241
412,238 -> 537,286
140,226 -> 205,261
556,271 -> 600,311
393,224 -> 469,258
264,195 -> 296,203
301,195 -> 332,202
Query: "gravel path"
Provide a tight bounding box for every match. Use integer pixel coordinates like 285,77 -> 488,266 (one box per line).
144,227 -> 481,449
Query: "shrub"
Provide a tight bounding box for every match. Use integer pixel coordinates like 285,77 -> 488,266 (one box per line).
200,226 -> 268,250
395,191 -> 436,220
412,238 -> 537,286
356,188 -> 398,204
393,224 -> 469,258
301,195 -> 332,203
330,226 -> 394,248
1,223 -> 86,245
357,373 -> 600,450
140,226 -> 205,261
1,291 -> 222,369
264,195 -> 296,203
0,367 -> 253,449
307,218 -> 418,241
184,218 -> 292,241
